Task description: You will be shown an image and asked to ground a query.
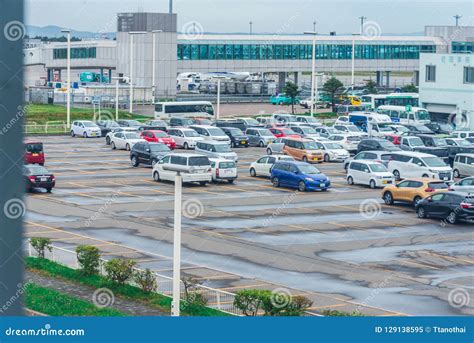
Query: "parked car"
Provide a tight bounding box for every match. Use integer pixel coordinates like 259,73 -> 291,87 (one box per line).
117,119 -> 142,128
344,151 -> 394,171
382,178 -> 450,206
452,154 -> 474,178
384,133 -> 402,145
283,138 -> 324,163
416,192 -> 474,224
314,127 -> 341,138
70,120 -> 101,138
357,138 -> 401,154
24,164 -> 55,192
167,127 -> 204,149
140,119 -> 169,132
24,141 -> 45,165
245,128 -> 276,147
96,120 -> 121,137
139,130 -> 176,149
152,153 -> 212,186
209,158 -> 238,183
189,125 -> 231,144
266,138 -> 286,155
216,118 -> 262,131
415,134 -> 471,165
314,141 -> 350,162
220,127 -> 249,148
333,124 -> 365,136
425,123 -> 454,135
451,131 -> 474,140
249,155 -> 294,177
105,127 -> 137,145
193,118 -> 213,126
390,125 -> 410,135
347,160 -> 394,189
402,124 -> 435,135
268,127 -> 300,139
289,126 -> 320,140
270,94 -> 300,105
169,118 -> 196,127
299,98 -> 330,109
195,141 -> 238,162
327,134 -> 363,153
334,116 -> 350,125
449,176 -> 474,193
110,131 -> 145,151
130,142 -> 171,167
387,152 -> 453,181
271,161 -> 330,192
294,116 -> 322,128
399,136 -> 449,163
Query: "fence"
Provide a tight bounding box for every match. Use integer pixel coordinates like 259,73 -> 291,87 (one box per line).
27,242 -> 243,316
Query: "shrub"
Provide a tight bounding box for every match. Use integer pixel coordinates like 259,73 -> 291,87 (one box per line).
30,238 -> 52,258
75,245 -> 100,275
235,290 -> 312,316
282,295 -> 313,316
104,258 -> 136,284
134,268 -> 157,293
322,309 -> 364,316
234,289 -> 271,316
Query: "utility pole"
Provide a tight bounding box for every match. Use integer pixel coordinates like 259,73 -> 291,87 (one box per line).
249,21 -> 253,35
358,16 -> 367,34
313,21 -> 317,33
454,14 -> 461,27
169,0 -> 173,14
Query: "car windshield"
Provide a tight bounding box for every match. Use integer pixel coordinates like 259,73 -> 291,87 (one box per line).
415,110 -> 431,121
409,137 -> 425,147
369,164 -> 388,172
124,133 -> 139,139
324,142 -> 343,149
208,128 -> 226,136
149,144 -> 170,152
188,156 -> 210,166
184,130 -> 199,137
214,144 -> 232,152
151,120 -> 166,126
439,124 -> 453,131
126,120 -> 141,126
219,161 -> 236,169
82,122 -> 96,127
229,128 -> 244,135
301,127 -> 317,134
281,129 -> 296,134
423,156 -> 446,167
243,118 -> 259,126
298,165 -> 321,175
395,126 -> 409,133
154,131 -> 168,138
258,129 -> 274,137
432,137 -> 448,146
428,182 -> 449,190
302,142 -> 319,150
327,128 -> 339,134
457,139 -> 472,146
347,126 -> 360,132
27,166 -> 49,175
378,125 -> 393,132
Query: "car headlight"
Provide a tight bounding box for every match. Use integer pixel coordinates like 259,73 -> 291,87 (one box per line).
304,177 -> 313,182
428,169 -> 438,173
376,176 -> 383,179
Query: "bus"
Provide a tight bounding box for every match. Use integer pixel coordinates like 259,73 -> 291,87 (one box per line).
361,93 -> 419,109
154,101 -> 215,119
376,105 -> 431,124
349,112 -> 392,132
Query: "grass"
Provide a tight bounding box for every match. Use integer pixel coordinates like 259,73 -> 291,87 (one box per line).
25,104 -> 149,125
25,283 -> 124,316
26,257 -> 230,317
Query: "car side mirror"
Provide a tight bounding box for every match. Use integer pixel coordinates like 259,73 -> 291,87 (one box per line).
427,198 -> 433,202
146,148 -> 150,152
364,169 -> 370,173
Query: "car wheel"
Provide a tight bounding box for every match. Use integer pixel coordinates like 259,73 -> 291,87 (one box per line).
266,148 -> 272,155
417,206 -> 427,218
302,156 -> 308,163
383,191 -> 394,205
126,144 -> 131,151
258,141 -> 265,147
324,154 -> 330,162
106,136 -> 111,145
228,179 -> 234,184
153,171 -> 160,182
453,169 -> 460,178
231,142 -> 236,148
413,196 -> 422,207
151,159 -> 158,167
298,181 -> 306,192
70,130 -> 75,137
369,180 -> 376,189
83,132 -> 88,138
131,156 -> 139,167
393,170 -> 401,181
347,176 -> 354,185
446,211 -> 457,224
272,177 -> 280,187
46,188 -> 52,193
183,142 -> 189,150
199,181 -> 207,186
111,142 -> 116,150
422,174 -> 429,178
250,168 -> 257,177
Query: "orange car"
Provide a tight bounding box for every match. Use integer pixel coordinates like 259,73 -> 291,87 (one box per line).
283,137 -> 324,163
382,178 -> 449,207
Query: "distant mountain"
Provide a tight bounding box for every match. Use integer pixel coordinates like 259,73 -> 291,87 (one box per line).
26,25 -> 116,40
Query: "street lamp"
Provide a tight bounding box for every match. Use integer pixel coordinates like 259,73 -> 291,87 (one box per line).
151,30 -> 163,102
351,33 -> 361,91
249,21 -> 253,35
61,29 -> 71,128
128,31 -> 147,114
304,31 -> 317,117
214,76 -> 226,120
112,76 -> 129,121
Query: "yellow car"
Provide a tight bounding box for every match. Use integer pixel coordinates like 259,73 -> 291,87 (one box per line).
382,179 -> 449,207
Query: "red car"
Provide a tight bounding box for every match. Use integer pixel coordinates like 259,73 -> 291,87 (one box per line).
24,141 -> 45,165
140,130 -> 176,149
384,133 -> 401,145
268,127 -> 300,139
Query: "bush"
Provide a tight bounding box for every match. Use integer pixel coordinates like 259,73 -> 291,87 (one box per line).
282,295 -> 313,316
104,259 -> 136,284
75,245 -> 100,275
323,309 -> 364,316
235,290 -> 313,316
234,289 -> 271,316
30,238 -> 52,258
134,268 -> 157,293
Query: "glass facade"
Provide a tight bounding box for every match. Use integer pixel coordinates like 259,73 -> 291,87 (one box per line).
452,42 -> 474,54
177,43 -> 436,60
53,47 -> 97,59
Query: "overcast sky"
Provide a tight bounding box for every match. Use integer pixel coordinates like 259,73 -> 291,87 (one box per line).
25,0 -> 473,35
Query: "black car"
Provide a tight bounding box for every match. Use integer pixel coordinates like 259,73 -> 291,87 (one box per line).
357,138 -> 401,153
96,120 -> 121,137
416,192 -> 474,224
215,118 -> 263,131
416,134 -> 474,166
425,123 -> 454,135
130,142 -> 171,167
403,124 -> 435,135
220,127 -> 249,148
24,164 -> 55,192
399,136 -> 449,163
117,119 -> 142,128
169,118 -> 196,127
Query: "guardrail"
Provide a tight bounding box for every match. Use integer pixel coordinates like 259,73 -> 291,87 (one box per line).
25,122 -> 69,135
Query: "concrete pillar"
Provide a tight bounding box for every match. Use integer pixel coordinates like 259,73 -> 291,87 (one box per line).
109,69 -> 113,83
376,71 -> 382,86
385,71 -> 391,88
293,72 -> 299,87
413,71 -> 419,86
278,72 -> 286,93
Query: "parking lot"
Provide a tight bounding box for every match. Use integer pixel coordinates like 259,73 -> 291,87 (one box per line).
24,135 -> 474,316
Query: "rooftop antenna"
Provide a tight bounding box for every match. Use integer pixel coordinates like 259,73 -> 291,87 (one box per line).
249,21 -> 253,35
454,14 -> 461,26
358,16 -> 367,34
313,21 -> 317,33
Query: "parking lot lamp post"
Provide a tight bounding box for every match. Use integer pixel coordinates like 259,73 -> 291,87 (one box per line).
112,76 -> 127,121
129,31 -> 147,114
215,76 -> 225,120
61,29 -> 71,128
351,33 -> 360,91
171,171 -> 182,316
304,31 -> 317,117
151,30 -> 162,102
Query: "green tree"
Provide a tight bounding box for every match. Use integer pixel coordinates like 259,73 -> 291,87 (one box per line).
365,79 -> 378,94
104,259 -> 136,284
401,84 -> 418,93
134,268 -> 158,293
283,81 -> 301,115
76,245 -> 100,275
322,77 -> 344,111
30,238 -> 52,259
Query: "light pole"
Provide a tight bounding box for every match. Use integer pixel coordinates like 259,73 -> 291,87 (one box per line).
112,76 -> 128,121
351,33 -> 360,91
214,76 -> 225,120
453,14 -> 462,27
304,31 -> 317,117
129,31 -> 146,114
61,29 -> 71,128
249,21 -> 253,35
151,30 -> 163,103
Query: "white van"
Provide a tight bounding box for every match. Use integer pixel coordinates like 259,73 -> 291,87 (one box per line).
347,160 -> 394,189
453,153 -> 474,178
152,153 -> 212,185
209,158 -> 238,183
195,141 -> 238,162
388,151 -> 453,181
154,101 -> 214,119
167,128 -> 204,149
377,105 -> 431,124
189,125 -> 231,144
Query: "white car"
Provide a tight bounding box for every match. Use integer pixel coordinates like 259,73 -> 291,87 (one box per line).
334,116 -> 350,125
195,141 -> 238,162
452,153 -> 474,178
333,124 -> 367,137
327,134 -> 363,153
167,127 -> 204,149
314,140 -> 350,162
152,153 -> 212,185
387,151 -> 453,181
209,158 -> 238,183
110,131 -> 145,151
249,155 -> 294,178
347,160 -> 394,189
449,176 -> 474,193
295,115 -> 322,128
70,121 -> 101,138
289,126 -> 321,140
189,125 -> 230,144
105,127 -> 137,145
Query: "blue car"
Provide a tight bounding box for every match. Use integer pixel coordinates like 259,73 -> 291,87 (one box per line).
270,161 -> 331,192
